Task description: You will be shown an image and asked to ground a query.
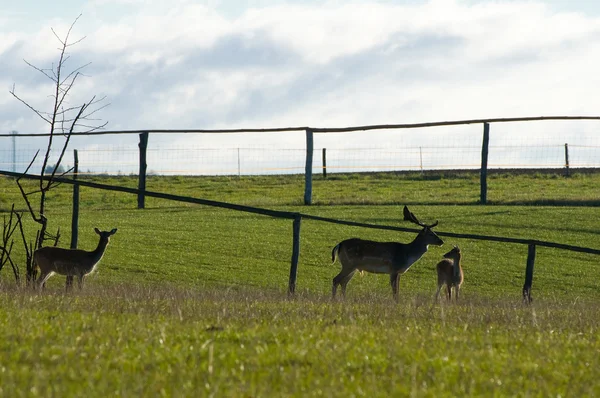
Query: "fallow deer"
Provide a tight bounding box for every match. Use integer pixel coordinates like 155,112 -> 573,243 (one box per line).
331,206 -> 443,301
435,245 -> 463,301
33,228 -> 117,290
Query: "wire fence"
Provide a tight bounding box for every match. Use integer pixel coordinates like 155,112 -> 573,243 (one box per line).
2,143 -> 599,176
2,118 -> 600,176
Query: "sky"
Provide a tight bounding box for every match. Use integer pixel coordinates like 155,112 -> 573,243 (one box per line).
2,0 -> 600,173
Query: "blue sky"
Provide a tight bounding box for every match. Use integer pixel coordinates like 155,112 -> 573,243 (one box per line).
2,0 -> 600,158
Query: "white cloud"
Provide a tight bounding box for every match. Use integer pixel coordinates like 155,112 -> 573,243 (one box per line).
2,0 -> 600,173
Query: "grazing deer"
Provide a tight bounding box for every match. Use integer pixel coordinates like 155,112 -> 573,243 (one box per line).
435,245 -> 464,301
331,206 -> 444,301
33,228 -> 117,290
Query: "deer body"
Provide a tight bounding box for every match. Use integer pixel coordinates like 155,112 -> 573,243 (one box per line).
331,206 -> 444,301
435,245 -> 463,301
33,228 -> 117,290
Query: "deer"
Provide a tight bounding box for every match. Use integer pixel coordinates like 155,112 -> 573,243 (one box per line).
435,245 -> 464,302
33,228 -> 117,291
331,206 -> 444,302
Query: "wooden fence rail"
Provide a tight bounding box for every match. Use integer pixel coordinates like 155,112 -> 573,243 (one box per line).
3,115 -> 598,206
2,169 -> 600,301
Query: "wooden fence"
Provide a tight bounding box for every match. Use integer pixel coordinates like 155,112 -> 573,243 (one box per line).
3,115 -> 599,206
2,168 -> 600,302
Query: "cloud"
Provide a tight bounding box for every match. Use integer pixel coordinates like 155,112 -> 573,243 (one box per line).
2,0 -> 600,168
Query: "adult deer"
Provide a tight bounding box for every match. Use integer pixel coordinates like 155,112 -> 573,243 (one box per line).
435,245 -> 464,301
331,206 -> 443,301
33,228 -> 117,290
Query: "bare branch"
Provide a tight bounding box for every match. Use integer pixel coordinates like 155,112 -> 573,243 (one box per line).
73,121 -> 109,132
62,63 -> 91,85
46,101 -> 87,185
0,246 -> 20,284
47,167 -> 75,190
16,151 -> 44,225
81,99 -> 110,118
6,14 -> 108,283
55,72 -> 82,112
9,85 -> 52,124
51,14 -> 83,48
16,180 -> 43,225
18,150 -> 39,177
23,59 -> 58,83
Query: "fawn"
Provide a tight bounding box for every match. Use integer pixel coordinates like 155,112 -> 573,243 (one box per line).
435,245 -> 463,301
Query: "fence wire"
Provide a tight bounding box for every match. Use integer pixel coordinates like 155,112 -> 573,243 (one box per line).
2,132 -> 600,176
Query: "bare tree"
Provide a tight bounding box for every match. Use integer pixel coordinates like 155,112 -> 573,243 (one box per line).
2,15 -> 108,286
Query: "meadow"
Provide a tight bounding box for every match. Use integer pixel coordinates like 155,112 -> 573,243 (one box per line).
0,171 -> 599,396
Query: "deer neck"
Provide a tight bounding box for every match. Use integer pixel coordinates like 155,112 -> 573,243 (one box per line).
408,232 -> 432,256
453,254 -> 460,267
451,252 -> 462,281
90,237 -> 110,264
450,252 -> 461,267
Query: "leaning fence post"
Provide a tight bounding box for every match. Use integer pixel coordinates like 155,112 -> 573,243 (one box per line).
564,143 -> 570,177
480,122 -> 490,204
288,215 -> 302,296
67,149 -> 80,290
523,244 -> 536,303
304,129 -> 314,205
138,132 -> 149,209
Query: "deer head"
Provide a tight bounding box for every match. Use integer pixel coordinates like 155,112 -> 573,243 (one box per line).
403,206 -> 443,247
443,245 -> 461,259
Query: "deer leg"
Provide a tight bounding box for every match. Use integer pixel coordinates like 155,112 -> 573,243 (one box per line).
390,273 -> 400,302
435,283 -> 443,301
77,275 -> 85,290
332,274 -> 342,298
65,276 -> 74,292
340,270 -> 357,297
446,284 -> 451,301
333,269 -> 351,298
36,271 -> 53,290
455,285 -> 460,301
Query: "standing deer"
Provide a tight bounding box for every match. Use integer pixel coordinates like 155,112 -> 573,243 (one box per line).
435,245 -> 464,301
33,228 -> 117,290
331,206 -> 444,301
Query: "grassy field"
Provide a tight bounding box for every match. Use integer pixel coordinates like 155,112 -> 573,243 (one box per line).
0,171 -> 599,396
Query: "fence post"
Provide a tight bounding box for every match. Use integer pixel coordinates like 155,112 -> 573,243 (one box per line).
564,143 -> 570,177
322,148 -> 327,178
288,215 -> 302,296
10,131 -> 17,173
304,129 -> 314,205
138,132 -> 149,209
67,149 -> 79,290
523,244 -> 536,304
480,122 -> 490,204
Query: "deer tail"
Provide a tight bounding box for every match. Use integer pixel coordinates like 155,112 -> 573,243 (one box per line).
331,243 -> 341,265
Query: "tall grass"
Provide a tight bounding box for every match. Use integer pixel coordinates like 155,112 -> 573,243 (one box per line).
1,284 -> 599,397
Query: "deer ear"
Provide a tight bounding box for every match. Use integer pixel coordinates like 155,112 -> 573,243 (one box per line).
94,228 -> 101,235
110,228 -> 118,235
403,206 -> 411,220
403,206 -> 419,223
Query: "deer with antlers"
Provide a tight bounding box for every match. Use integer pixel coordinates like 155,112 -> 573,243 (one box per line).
33,228 -> 117,290
435,245 -> 464,301
331,206 -> 443,301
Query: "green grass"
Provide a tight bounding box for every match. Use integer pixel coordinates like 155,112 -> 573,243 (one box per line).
1,171 -> 600,396
4,170 -> 600,208
1,287 -> 599,397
